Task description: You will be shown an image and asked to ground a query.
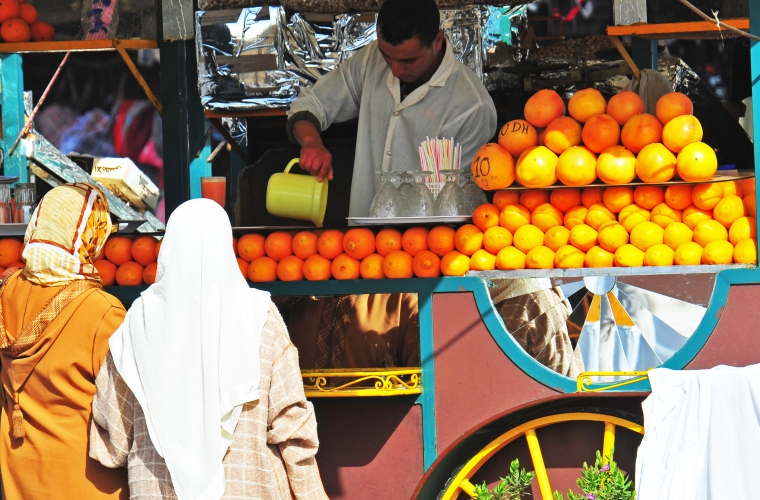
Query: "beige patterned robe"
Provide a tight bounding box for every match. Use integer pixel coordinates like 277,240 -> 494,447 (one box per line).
89,304 -> 329,500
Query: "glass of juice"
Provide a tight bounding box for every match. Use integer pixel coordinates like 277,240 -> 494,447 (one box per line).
201,176 -> 226,207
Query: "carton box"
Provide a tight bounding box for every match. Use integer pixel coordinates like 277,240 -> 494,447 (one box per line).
91,157 -> 159,210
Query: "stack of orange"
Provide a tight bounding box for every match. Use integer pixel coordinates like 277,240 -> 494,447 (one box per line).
473,90 -> 719,190
0,0 -> 54,43
458,178 -> 757,271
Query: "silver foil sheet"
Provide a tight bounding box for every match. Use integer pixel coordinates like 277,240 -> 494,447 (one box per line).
441,7 -> 483,82
482,5 -> 528,91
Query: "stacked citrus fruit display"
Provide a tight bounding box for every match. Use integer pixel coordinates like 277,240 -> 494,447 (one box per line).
471,89 -> 719,190
0,0 -> 54,43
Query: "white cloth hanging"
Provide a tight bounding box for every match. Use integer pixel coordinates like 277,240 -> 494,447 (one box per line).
109,199 -> 271,500
635,363 -> 760,499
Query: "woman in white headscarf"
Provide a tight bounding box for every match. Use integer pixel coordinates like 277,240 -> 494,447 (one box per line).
89,199 -> 328,500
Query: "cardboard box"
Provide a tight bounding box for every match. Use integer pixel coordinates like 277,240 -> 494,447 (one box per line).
91,157 -> 159,210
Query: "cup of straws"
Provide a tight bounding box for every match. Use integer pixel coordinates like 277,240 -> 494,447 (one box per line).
418,137 -> 471,216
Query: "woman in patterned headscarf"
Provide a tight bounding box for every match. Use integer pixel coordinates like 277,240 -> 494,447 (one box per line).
0,182 -> 129,500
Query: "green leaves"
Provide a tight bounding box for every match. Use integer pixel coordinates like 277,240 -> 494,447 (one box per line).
473,459 -> 536,500
552,448 -> 636,500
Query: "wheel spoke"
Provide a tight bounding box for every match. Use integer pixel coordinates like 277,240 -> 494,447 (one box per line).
525,428 -> 553,500
602,422 -> 616,464
459,478 -> 477,498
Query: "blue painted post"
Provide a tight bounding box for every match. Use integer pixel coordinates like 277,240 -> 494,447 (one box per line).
189,120 -> 211,200
0,54 -> 26,182
417,287 -> 438,470
750,0 -> 760,243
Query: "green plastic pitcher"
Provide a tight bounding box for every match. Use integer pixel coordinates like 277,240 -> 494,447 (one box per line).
266,159 -> 328,227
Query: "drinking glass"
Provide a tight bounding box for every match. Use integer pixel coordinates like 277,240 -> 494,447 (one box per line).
396,171 -> 414,198
370,171 -> 402,218
434,169 -> 467,216
461,173 -> 488,214
13,183 -> 35,224
0,185 -> 11,224
403,172 -> 435,217
200,176 -> 226,207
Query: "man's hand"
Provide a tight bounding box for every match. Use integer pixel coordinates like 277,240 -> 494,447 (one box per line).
292,120 -> 334,182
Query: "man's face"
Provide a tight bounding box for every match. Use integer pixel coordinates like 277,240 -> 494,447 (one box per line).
377,30 -> 444,84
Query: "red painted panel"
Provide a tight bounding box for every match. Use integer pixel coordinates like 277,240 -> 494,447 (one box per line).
433,292 -> 560,453
687,284 -> 760,369
312,401 -> 423,500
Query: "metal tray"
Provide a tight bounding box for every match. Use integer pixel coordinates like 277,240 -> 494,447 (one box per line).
347,216 -> 472,225
498,172 -> 755,191
0,223 -> 27,236
0,176 -> 19,184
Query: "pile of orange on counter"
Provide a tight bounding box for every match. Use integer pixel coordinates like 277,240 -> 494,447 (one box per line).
0,0 -> 54,43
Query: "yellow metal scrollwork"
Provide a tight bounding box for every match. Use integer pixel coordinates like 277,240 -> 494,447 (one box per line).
301,368 -> 422,397
576,371 -> 650,392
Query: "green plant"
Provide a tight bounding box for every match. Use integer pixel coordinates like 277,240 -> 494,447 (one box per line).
552,448 -> 635,500
473,458 -> 536,500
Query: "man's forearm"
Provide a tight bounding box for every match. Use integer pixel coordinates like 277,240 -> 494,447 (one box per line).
292,120 -> 324,148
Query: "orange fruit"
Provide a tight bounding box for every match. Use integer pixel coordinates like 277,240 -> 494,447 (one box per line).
232,236 -> 239,256
131,235 -> 158,266
581,114 -> 620,153
635,143 -> 676,183
343,228 -> 376,260
564,205 -> 589,229
544,225 -> 571,251
155,239 -> 162,259
664,222 -> 694,251
569,223 -> 598,252
0,0 -> 20,23
744,193 -> 757,218
30,21 -> 54,42
472,203 -> 501,231
702,240 -> 734,265
568,88 -> 607,123
614,244 -> 645,267
729,217 -> 757,245
331,253 -> 361,280
493,191 -> 520,211
644,244 -> 675,266
720,181 -> 743,198
585,203 -> 616,230
303,254 -> 332,281
676,142 -> 717,182
682,205 -> 714,230
497,120 -> 538,157
603,186 -> 635,213
471,143 -> 515,190
526,246 -> 555,269
621,113 -> 663,154
238,233 -> 265,262
515,146 -> 558,188
264,232 -> 293,262
402,227 -> 429,256
470,249 -> 497,271
1,18 -> 30,42
662,115 -> 703,153
692,183 -> 724,210
585,246 -> 615,268
524,89 -> 565,128
115,261 -> 143,286
544,116 -> 583,154
6,262 -> 24,270
0,238 -> 21,268
554,244 -> 585,268
317,229 -> 344,260
499,203 -> 532,233
537,127 -> 547,146
454,224 -> 483,256
597,222 -> 629,252
292,231 -> 319,260
94,260 -> 117,286
630,221 -> 664,251
607,91 -> 645,126
531,203 -> 564,232
557,146 -> 597,186
412,250 -> 441,277
360,254 -> 386,279
693,219 -> 728,247
674,241 -> 704,265
441,251 -> 471,276
19,3 -> 35,23
656,92 -> 693,125
664,184 -> 694,210
104,236 -> 132,266
376,228 -> 403,257
550,188 -> 582,212
483,226 -> 513,254
382,250 -> 413,279
276,255 -> 304,281
581,187 -> 604,208
513,224 -> 545,253
738,178 -> 755,195
520,190 -> 550,211
234,258 -> 248,280
651,203 -> 682,228
713,195 -> 745,228
634,185 -> 665,210
495,246 -> 526,270
618,204 -> 651,232
248,256 -> 278,282
596,145 -> 637,184
427,226 -> 456,257
734,239 -> 758,264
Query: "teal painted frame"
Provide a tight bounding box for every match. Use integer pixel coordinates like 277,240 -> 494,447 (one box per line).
0,53 -> 26,183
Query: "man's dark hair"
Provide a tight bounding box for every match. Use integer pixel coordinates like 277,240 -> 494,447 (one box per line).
377,0 -> 441,47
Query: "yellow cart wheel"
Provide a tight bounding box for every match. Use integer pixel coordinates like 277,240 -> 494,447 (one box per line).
439,412 -> 644,500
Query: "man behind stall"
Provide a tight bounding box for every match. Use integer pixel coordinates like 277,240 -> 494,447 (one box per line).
287,0 -> 497,217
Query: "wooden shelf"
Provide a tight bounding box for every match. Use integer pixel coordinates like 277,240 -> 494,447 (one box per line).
607,18 -> 749,40
204,108 -> 288,119
0,39 -> 158,53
